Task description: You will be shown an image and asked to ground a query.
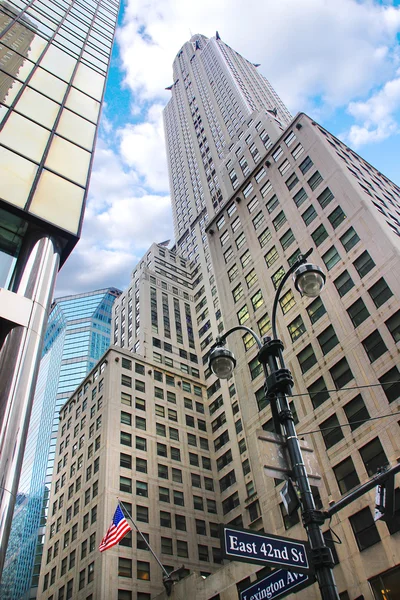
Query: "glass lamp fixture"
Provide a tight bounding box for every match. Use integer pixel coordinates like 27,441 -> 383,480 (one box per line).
209,345 -> 236,379
293,263 -> 326,298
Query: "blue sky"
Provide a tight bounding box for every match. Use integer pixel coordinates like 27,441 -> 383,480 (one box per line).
56,0 -> 400,297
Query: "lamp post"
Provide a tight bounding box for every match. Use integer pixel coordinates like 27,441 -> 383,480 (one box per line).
209,249 -> 339,600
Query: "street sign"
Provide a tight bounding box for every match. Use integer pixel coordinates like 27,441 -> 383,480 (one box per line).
239,568 -> 315,600
221,526 -> 311,574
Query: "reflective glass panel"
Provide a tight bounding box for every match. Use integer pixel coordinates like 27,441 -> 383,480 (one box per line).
0,146 -> 37,207
30,67 -> 68,102
15,87 -> 60,128
1,111 -> 50,161
56,109 -> 96,150
65,87 -> 100,122
73,63 -> 104,100
45,135 -> 91,186
40,45 -> 76,81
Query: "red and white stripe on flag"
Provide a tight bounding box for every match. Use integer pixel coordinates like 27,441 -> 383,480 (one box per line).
99,505 -> 132,552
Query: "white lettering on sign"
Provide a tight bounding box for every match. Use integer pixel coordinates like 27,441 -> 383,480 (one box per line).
228,535 -> 258,554
245,578 -> 285,600
290,547 -> 305,563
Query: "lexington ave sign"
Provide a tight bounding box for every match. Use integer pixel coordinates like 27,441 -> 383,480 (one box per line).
240,568 -> 314,600
222,526 -> 311,574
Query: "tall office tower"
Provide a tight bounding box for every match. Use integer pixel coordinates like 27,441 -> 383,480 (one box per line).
1,287 -> 120,599
38,246 -> 223,600
0,0 -> 120,570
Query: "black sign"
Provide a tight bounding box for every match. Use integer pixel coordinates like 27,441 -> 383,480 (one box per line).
222,526 -> 311,574
239,568 -> 314,600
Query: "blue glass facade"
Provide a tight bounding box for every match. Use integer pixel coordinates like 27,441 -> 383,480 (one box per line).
1,287 -> 120,600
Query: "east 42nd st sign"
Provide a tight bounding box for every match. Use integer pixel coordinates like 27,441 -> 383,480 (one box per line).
221,526 -> 311,574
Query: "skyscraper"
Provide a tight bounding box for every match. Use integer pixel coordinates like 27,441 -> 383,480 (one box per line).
0,0 -> 120,571
1,287 -> 120,599
38,32 -> 400,600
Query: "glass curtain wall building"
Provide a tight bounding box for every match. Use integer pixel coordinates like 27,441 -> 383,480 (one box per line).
0,0 -> 120,574
1,287 -> 120,599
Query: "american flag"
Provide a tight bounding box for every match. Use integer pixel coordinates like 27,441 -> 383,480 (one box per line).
99,505 -> 132,552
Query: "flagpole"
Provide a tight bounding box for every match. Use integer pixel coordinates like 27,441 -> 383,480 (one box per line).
118,498 -> 171,579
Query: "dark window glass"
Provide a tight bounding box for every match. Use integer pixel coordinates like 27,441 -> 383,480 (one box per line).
308,171 -> 323,190
359,437 -> 389,476
320,414 -> 344,449
299,156 -> 313,174
340,227 -> 360,251
311,224 -> 328,246
349,507 -> 380,551
297,344 -> 317,373
368,277 -> 393,308
293,187 -> 307,207
288,315 -> 306,342
334,270 -> 354,297
362,330 -> 387,362
302,205 -> 317,226
347,298 -> 369,327
353,251 -> 375,278
317,325 -> 339,355
308,377 -> 330,410
322,246 -> 341,270
328,206 -> 346,229
317,187 -> 334,209
333,457 -> 360,494
330,358 -> 353,389
379,367 -> 400,403
343,394 -> 369,431
386,310 -> 400,342
306,297 -> 326,324
280,228 -> 295,250
280,503 -> 300,529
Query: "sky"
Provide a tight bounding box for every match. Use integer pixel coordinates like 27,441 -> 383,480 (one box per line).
55,0 -> 400,298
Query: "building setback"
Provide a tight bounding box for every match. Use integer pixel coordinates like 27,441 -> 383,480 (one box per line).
0,0 -> 121,570
39,33 -> 400,600
1,287 -> 120,599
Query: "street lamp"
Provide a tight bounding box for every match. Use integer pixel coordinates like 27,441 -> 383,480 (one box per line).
209,249 -> 339,600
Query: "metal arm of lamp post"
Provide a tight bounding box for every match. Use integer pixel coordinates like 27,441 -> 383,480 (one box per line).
209,250 -> 339,600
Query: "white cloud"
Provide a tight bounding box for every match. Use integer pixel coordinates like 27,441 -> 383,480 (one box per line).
117,0 -> 400,114
346,73 -> 400,146
118,103 -> 169,193
55,138 -> 174,296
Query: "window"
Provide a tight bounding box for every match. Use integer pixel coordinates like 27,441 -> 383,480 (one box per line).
220,230 -> 229,247
279,290 -> 295,314
349,507 -> 380,551
243,182 -> 253,198
308,377 -> 329,410
172,468 -> 182,483
193,496 -> 203,510
258,313 -> 271,336
177,540 -> 188,558
297,344 -> 317,373
121,374 -> 132,388
175,514 -> 186,531
379,367 -> 400,403
362,330 -> 387,362
228,264 -> 239,282
307,297 -> 326,324
299,156 -> 313,174
347,298 -> 369,327
280,229 -> 295,250
328,206 -> 346,229
311,224 -> 328,246
265,246 -> 279,267
353,251 -> 375,278
236,232 -> 246,250
317,187 -> 334,209
288,315 -> 306,342
302,205 -> 317,226
272,146 -> 283,161
333,457 -> 360,494
253,211 -> 265,230
173,490 -> 184,506
232,283 -> 244,303
118,558 -> 132,578
322,246 -> 341,270
279,159 -> 290,176
260,180 -> 273,198
121,412 -> 131,426
386,310 -> 400,342
320,414 -> 344,449
359,437 -> 388,476
136,505 -> 149,523
293,187 -> 307,207
308,171 -> 323,190
137,481 -> 148,497
136,416 -> 146,430
198,545 -> 209,561
288,248 -> 301,267
280,502 -> 300,530
137,561 -> 150,581
160,511 -> 171,527
251,290 -> 264,311
334,270 -> 354,297
245,269 -> 258,289
340,227 -> 360,251
171,447 -> 181,461
121,392 -> 131,406
286,173 -> 299,191
266,195 -> 279,213
317,325 -> 339,355
272,267 -> 285,290
161,537 -> 173,555
344,395 -> 369,431
249,357 -> 262,380
240,250 -> 252,269
222,491 -> 240,514
273,211 -> 287,231
136,436 -> 146,451
368,277 -> 393,308
330,358 -> 353,389
120,453 -> 132,469
120,432 -> 132,447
